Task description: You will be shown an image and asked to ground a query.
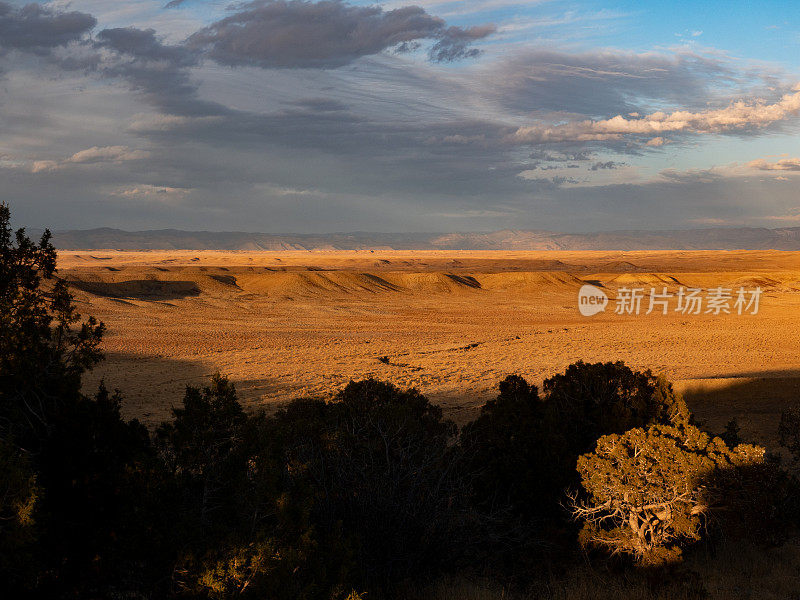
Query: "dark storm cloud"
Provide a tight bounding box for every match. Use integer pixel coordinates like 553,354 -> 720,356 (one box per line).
428,24 -> 497,62
186,0 -> 495,69
96,27 -> 197,66
87,27 -> 225,116
0,2 -> 95,54
31,24 -> 222,118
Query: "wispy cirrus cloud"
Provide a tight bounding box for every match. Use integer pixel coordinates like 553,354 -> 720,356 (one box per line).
480,47 -> 769,118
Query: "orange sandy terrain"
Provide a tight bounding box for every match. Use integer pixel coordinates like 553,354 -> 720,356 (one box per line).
58,249 -> 800,449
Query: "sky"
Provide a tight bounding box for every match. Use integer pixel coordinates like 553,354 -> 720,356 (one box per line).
2,0 -> 800,232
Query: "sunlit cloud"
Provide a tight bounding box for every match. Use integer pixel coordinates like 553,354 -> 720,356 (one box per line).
31,146 -> 150,172
511,84 -> 800,144
748,157 -> 800,171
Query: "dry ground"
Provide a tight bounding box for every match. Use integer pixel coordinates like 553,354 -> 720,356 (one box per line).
58,249 -> 800,448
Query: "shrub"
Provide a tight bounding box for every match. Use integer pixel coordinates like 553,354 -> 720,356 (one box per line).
460,375 -> 547,517
167,378 -> 467,598
157,374 -> 248,531
571,423 -> 766,566
542,361 -> 691,449
461,363 -> 691,523
265,379 -> 470,589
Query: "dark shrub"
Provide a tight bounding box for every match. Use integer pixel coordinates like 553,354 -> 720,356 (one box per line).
266,379 -> 470,590
462,362 -> 690,521
167,378 -> 469,598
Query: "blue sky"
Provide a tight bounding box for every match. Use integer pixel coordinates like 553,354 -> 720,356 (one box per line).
2,0 -> 800,231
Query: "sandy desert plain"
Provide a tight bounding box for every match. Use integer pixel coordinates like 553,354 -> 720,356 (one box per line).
58,249 -> 800,450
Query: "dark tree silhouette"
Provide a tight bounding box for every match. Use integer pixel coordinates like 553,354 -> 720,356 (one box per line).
0,204 -> 104,444
0,205 -> 163,596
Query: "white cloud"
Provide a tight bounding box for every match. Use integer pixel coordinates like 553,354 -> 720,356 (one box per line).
510,84 -> 800,144
660,157 -> 800,183
748,157 -> 800,171
32,146 -> 150,172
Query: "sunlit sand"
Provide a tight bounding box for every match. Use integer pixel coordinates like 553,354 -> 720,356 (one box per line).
60,249 -> 800,450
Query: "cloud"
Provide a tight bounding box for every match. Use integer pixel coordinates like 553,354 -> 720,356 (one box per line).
3,1 -> 799,233
480,47 -> 766,118
517,153 -> 800,191
96,26 -> 197,66
648,156 -> 800,186
187,0 -> 495,69
127,113 -> 224,132
32,146 -> 150,172
0,2 -> 95,54
748,157 -> 800,171
511,84 -> 800,144
110,184 -> 192,201
428,24 -> 496,62
518,163 -> 646,188
285,97 -> 349,112
78,26 -> 223,116
589,161 -> 621,170
763,209 -> 800,222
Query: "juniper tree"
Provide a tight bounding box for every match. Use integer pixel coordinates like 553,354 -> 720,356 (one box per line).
571,423 -> 765,566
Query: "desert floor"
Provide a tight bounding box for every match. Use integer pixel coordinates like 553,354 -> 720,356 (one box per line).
59,249 -> 800,449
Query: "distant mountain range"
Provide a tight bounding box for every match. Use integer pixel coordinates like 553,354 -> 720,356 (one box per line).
41,227 -> 800,251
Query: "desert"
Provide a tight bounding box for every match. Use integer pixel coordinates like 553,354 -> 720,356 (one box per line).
60,249 -> 800,450
9,0 -> 800,594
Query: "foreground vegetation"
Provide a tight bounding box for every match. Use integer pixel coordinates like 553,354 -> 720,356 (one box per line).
2,204 -> 799,599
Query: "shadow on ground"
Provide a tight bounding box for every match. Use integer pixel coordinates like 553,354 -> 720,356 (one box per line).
67,279 -> 201,300
82,352 -> 285,426
678,371 -> 800,450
